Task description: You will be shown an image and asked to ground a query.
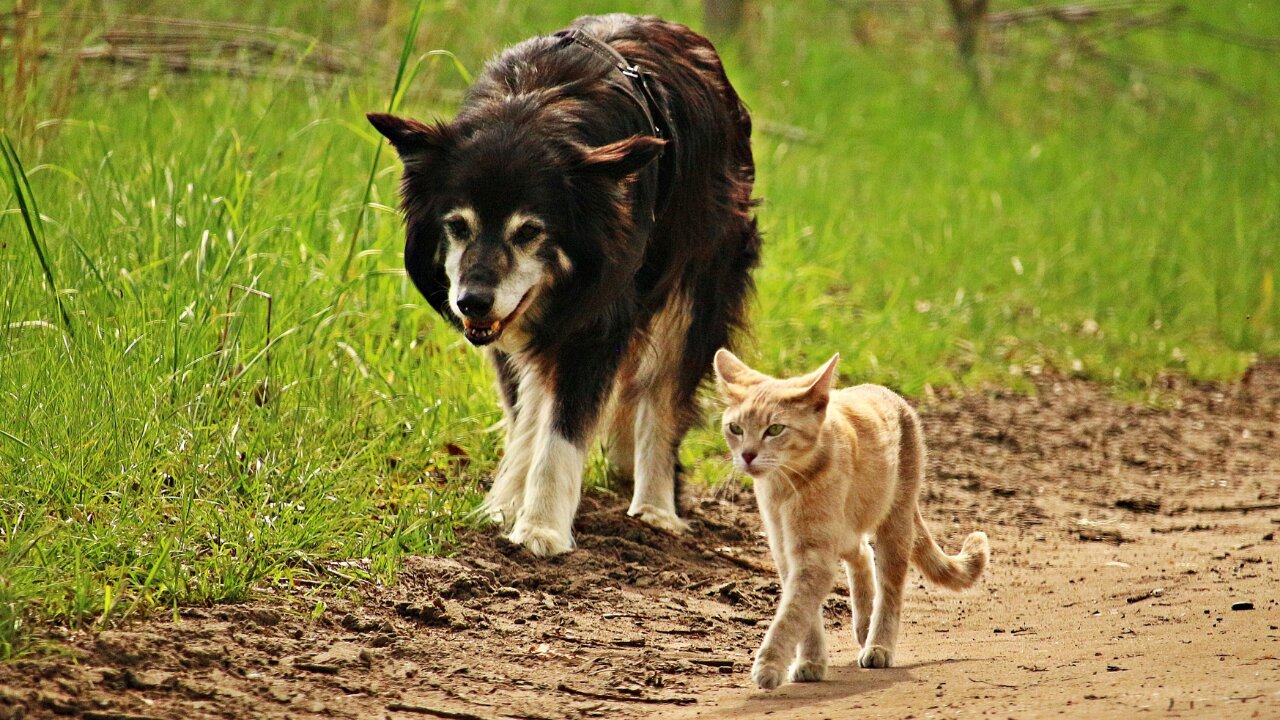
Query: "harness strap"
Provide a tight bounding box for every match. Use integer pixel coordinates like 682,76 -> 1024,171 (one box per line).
553,28 -> 676,218
553,29 -> 668,141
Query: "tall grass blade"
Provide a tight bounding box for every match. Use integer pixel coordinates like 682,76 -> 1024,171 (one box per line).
1,132 -> 74,337
393,50 -> 472,111
338,0 -> 429,282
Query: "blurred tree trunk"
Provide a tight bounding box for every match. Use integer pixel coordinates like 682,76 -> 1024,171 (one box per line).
944,0 -> 989,93
6,0 -> 41,133
945,0 -> 988,61
704,0 -> 746,36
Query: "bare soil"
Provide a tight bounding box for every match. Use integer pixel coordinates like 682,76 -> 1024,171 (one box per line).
3,363 -> 1278,720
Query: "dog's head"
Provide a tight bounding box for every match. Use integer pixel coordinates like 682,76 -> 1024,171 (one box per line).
368,111 -> 664,348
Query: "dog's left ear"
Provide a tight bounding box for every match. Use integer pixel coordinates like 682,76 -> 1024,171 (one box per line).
576,135 -> 666,177
367,112 -> 455,164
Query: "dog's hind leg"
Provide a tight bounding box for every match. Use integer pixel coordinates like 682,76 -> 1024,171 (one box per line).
602,382 -> 636,487
628,386 -> 689,533
627,294 -> 693,533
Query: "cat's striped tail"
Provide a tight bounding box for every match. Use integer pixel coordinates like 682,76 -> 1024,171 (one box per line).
911,509 -> 989,591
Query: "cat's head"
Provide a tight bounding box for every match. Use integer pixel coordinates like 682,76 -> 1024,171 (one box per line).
712,349 -> 840,478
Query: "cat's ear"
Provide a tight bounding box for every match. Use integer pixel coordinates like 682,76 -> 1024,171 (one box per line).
713,348 -> 768,401
801,353 -> 840,412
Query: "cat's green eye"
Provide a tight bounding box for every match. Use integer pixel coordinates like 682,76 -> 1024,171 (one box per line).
764,424 -> 786,437
727,422 -> 744,436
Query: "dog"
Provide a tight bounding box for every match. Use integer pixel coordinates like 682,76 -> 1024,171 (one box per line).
369,13 -> 760,556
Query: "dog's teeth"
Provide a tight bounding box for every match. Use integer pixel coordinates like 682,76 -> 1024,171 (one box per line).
467,322 -> 501,342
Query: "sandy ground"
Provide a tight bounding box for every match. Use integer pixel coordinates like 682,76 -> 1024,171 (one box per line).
1,363 -> 1277,720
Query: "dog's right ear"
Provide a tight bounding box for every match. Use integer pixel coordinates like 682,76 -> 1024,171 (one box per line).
576,135 -> 666,177
367,113 -> 455,164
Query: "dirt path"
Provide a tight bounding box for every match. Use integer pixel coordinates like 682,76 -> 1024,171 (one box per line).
672,513 -> 1279,719
2,364 -> 1278,720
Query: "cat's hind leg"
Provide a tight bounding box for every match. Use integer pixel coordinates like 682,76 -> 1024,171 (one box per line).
860,515 -> 914,669
789,607 -> 828,682
842,539 -> 875,647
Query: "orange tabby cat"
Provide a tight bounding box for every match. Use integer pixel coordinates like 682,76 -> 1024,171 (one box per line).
713,349 -> 989,689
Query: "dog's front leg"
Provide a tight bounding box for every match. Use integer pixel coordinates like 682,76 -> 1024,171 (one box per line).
481,350 -> 536,527
483,411 -> 537,528
508,344 -> 618,557
508,425 -> 585,557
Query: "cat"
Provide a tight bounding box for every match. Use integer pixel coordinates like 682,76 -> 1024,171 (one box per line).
712,349 -> 989,690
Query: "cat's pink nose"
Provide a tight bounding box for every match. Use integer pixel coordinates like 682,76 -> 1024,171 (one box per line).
742,451 -> 757,465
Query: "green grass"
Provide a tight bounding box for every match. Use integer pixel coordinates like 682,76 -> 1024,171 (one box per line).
1,0 -> 1277,656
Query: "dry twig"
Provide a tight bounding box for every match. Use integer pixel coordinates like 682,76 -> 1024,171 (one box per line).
556,683 -> 696,705
385,703 -> 497,720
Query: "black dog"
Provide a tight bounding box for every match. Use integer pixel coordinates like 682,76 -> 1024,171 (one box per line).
369,13 -> 760,556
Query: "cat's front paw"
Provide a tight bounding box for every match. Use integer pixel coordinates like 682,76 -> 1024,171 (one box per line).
789,659 -> 827,683
628,504 -> 690,534
857,644 -> 893,669
751,659 -> 785,690
509,523 -> 573,557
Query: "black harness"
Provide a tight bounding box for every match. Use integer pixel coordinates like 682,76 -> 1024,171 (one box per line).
553,28 -> 675,216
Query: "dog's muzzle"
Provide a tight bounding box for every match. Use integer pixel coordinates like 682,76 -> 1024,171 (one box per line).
459,291 -> 531,346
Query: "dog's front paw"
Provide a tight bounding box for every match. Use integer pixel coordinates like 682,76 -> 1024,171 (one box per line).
480,499 -> 518,528
751,659 -> 785,690
628,504 -> 690,534
789,659 -> 827,683
857,644 -> 893,669
509,523 -> 573,557
481,482 -> 524,529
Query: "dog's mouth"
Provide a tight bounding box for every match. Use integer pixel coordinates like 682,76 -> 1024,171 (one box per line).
462,292 -> 532,346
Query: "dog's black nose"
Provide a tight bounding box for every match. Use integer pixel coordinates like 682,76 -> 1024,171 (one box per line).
457,291 -> 495,319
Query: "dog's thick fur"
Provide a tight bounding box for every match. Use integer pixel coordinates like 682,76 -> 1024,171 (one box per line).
369,14 -> 760,556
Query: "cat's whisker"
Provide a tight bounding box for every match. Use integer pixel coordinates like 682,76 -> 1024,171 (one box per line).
771,461 -> 808,495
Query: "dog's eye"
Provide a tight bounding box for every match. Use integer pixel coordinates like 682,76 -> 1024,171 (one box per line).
727,422 -> 743,436
444,217 -> 471,239
764,424 -> 786,437
511,222 -> 543,246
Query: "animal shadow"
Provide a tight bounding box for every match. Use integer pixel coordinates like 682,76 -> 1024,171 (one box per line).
700,658 -> 968,719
